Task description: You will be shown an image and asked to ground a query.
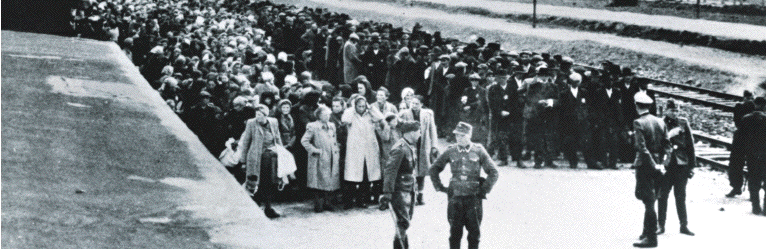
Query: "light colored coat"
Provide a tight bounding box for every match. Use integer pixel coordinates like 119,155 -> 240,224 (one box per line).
238,118 -> 283,183
343,40 -> 361,84
301,121 -> 341,191
341,108 -> 382,182
399,108 -> 439,176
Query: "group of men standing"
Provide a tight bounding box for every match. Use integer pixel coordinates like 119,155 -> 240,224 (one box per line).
726,92 -> 766,216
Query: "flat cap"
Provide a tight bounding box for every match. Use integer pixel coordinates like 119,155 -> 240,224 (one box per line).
199,90 -> 212,97
561,56 -> 574,64
439,54 -> 451,60
348,33 -> 359,40
469,73 -> 481,80
455,61 -> 467,68
754,96 -> 766,106
634,91 -> 654,104
453,122 -> 473,135
398,120 -> 421,134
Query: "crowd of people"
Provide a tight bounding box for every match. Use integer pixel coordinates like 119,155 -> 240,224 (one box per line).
69,1 -> 764,235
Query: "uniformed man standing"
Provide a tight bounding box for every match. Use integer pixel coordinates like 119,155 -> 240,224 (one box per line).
632,92 -> 671,248
379,121 -> 422,249
430,122 -> 499,249
740,97 -> 766,215
657,100 -> 695,236
726,90 -> 755,198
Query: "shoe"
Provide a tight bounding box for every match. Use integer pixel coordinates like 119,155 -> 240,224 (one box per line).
516,161 -> 527,169
264,207 -> 281,219
633,237 -> 657,248
355,201 -> 368,209
497,160 -> 508,166
680,226 -> 694,236
416,193 -> 425,206
655,226 -> 665,235
533,163 -> 543,169
323,203 -> 336,212
545,162 -> 559,168
752,206 -> 762,215
725,188 -> 742,198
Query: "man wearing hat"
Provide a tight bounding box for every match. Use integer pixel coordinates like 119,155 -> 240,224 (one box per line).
430,122 -> 499,249
657,100 -> 696,235
379,121 -> 422,249
632,91 -> 671,248
520,67 -> 561,168
461,73 -> 489,148
726,90 -> 755,198
426,54 -> 453,135
739,96 -> 766,215
488,69 -> 525,168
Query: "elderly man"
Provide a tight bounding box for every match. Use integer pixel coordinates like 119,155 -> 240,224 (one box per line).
726,90 -> 756,197
632,92 -> 671,248
558,73 -> 601,169
379,121 -> 422,249
430,122 -> 499,249
487,69 -> 524,167
520,67 -> 560,168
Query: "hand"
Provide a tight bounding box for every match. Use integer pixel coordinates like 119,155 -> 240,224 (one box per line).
655,164 -> 666,175
477,189 -> 487,199
687,169 -> 695,179
379,194 -> 392,210
431,147 -> 439,158
463,106 -> 471,111
501,111 -> 510,116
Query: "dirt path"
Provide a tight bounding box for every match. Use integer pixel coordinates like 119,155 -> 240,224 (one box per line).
413,0 -> 766,41
280,0 -> 766,94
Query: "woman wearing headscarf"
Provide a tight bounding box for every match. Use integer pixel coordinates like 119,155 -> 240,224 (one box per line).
238,104 -> 284,219
274,99 -> 296,149
341,96 -> 383,208
301,106 -> 341,212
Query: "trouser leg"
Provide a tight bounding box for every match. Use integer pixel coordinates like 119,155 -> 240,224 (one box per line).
728,131 -> 745,189
674,174 -> 689,226
562,134 -> 578,167
509,122 -> 523,162
392,191 -> 414,249
465,196 -> 483,249
605,127 -> 620,168
359,165 -> 370,205
371,180 -> 382,203
448,197 -> 465,249
495,131 -> 509,162
748,178 -> 763,211
642,198 -> 658,240
657,174 -> 673,227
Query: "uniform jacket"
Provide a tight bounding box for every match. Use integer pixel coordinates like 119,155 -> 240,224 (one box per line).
487,82 -> 522,125
238,117 -> 283,182
399,108 -> 439,176
383,138 -> 418,193
301,121 -> 341,191
664,116 -> 696,171
341,108 -> 382,182
633,112 -> 671,200
429,143 -> 499,197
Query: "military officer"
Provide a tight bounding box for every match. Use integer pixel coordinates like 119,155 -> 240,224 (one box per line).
740,97 -> 766,215
657,100 -> 695,236
379,121 -> 422,249
430,122 -> 499,249
632,92 -> 671,248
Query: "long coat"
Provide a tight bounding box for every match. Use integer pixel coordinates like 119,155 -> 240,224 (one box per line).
341,108 -> 382,182
633,112 -> 671,201
343,40 -> 361,84
238,117 -> 283,183
399,108 -> 439,176
301,121 -> 341,191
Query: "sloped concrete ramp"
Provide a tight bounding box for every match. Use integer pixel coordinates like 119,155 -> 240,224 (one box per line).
1,31 -> 278,248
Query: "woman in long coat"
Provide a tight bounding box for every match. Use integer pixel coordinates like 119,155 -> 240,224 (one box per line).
301,106 -> 341,212
341,96 -> 383,208
238,104 -> 284,218
398,95 -> 439,205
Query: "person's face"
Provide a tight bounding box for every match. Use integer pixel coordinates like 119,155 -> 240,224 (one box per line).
332,101 -> 344,114
569,79 -> 580,88
357,84 -> 366,95
255,109 -> 267,123
376,91 -> 387,103
280,104 -> 291,115
372,43 -> 380,50
404,129 -> 421,142
233,102 -> 246,111
456,133 -> 471,146
470,79 -> 479,87
355,100 -> 367,114
496,75 -> 508,84
411,98 -> 422,112
220,75 -> 229,83
319,109 -> 331,122
389,118 -> 399,128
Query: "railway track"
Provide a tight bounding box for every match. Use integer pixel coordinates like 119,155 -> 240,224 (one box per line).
574,63 -> 736,170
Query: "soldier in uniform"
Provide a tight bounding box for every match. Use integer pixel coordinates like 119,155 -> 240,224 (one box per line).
632,92 -> 671,248
740,97 -> 766,215
430,122 -> 499,249
657,100 -> 695,236
726,90 -> 755,197
379,121 -> 422,249
520,67 -> 560,168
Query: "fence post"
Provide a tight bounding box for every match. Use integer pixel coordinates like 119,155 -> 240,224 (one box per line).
696,0 -> 701,19
533,0 -> 537,28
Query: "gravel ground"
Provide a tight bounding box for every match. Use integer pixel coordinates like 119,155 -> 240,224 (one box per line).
277,0 -> 766,94
265,139 -> 764,248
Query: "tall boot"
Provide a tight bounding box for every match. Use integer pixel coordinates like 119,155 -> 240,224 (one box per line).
751,186 -> 762,214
